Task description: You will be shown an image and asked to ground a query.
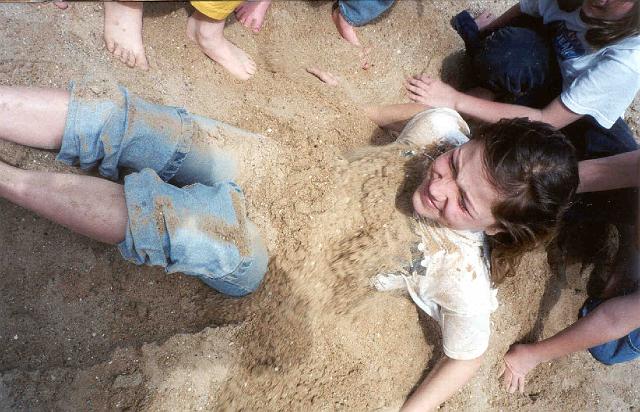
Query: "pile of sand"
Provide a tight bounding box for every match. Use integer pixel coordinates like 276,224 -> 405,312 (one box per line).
1,1 -> 639,410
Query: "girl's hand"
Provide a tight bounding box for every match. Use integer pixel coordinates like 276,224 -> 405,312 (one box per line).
404,75 -> 459,110
498,343 -> 542,394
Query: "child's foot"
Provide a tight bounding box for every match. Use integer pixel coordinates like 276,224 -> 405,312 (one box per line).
52,1 -> 68,10
474,10 -> 496,32
104,2 -> 149,70
331,5 -> 360,47
186,12 -> 256,81
235,0 -> 272,34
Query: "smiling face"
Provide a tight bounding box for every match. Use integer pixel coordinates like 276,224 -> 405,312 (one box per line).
582,0 -> 635,20
412,140 -> 502,232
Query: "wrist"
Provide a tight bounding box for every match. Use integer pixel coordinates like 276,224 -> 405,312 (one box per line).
451,90 -> 464,112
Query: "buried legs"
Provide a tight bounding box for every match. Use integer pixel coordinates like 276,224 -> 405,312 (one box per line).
0,160 -> 127,244
0,82 -> 268,295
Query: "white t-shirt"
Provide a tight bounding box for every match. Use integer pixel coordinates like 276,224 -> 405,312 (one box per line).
374,108 -> 498,360
520,0 -> 640,128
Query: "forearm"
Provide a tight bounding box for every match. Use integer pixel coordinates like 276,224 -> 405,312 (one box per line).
401,356 -> 483,412
453,92 -> 542,124
526,293 -> 640,364
364,103 -> 426,130
578,150 -> 640,192
482,3 -> 523,32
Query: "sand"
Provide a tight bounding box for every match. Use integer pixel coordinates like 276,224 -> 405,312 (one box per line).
1,1 -> 640,411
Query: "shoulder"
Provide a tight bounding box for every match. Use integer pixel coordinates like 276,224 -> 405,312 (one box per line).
601,37 -> 640,73
396,108 -> 470,148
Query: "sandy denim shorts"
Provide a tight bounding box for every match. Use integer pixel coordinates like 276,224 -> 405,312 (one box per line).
57,81 -> 267,296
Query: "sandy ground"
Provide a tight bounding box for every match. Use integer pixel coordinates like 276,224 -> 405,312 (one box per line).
1,1 -> 640,410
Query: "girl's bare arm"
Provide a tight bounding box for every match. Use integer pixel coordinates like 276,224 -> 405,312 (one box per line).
401,355 -> 483,412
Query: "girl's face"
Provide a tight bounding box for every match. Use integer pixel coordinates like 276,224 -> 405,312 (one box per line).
582,0 -> 635,20
412,140 -> 502,233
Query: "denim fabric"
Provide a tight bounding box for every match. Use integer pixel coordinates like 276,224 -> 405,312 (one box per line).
580,298 -> 640,365
338,0 -> 395,27
57,82 -> 267,296
120,169 -> 267,297
58,82 -> 192,181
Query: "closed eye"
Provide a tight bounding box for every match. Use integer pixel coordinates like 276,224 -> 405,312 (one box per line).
450,150 -> 471,215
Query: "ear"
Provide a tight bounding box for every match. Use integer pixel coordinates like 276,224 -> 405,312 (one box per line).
484,224 -> 505,236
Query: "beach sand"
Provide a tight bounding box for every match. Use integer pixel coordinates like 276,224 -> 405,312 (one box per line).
1,1 -> 639,410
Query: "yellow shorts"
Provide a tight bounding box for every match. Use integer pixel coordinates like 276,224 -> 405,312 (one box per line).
191,1 -> 243,21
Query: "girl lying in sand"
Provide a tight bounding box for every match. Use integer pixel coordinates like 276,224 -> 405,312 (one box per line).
0,81 -> 577,409
363,103 -> 578,410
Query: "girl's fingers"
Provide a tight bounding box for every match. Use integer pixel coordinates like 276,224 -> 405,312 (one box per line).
518,376 -> 525,394
498,363 -> 506,378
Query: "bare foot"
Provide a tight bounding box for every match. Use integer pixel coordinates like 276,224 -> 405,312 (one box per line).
235,0 -> 272,34
187,11 -> 256,81
475,10 -> 496,32
52,1 -> 68,10
104,2 -> 149,70
331,6 -> 360,47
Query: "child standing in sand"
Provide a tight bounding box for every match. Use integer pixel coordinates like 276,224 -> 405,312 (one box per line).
104,1 -> 257,79
363,104 -> 579,410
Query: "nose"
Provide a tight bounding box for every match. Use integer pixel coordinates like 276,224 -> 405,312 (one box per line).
428,170 -> 454,208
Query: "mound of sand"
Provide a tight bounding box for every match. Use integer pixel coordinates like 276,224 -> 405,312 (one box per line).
1,1 -> 639,411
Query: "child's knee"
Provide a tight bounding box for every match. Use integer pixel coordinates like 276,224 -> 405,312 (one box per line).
474,27 -> 553,96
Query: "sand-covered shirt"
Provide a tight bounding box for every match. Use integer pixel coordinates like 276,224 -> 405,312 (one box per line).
374,222 -> 497,360
374,108 -> 498,360
520,0 -> 640,128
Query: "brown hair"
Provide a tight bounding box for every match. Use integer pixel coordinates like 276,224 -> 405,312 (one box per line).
581,0 -> 640,48
475,118 -> 579,283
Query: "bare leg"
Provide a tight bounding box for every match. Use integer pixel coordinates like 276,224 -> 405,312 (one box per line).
234,0 -> 272,34
0,86 -> 69,149
331,6 -> 360,47
186,11 -> 256,80
104,1 -> 149,70
474,10 -> 496,32
0,160 -> 127,245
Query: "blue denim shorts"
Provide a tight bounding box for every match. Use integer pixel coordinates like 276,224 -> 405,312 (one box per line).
57,81 -> 267,296
581,298 -> 640,365
338,0 -> 395,27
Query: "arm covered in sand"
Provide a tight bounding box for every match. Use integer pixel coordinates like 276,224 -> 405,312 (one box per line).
401,355 -> 483,412
501,291 -> 640,393
578,149 -> 640,192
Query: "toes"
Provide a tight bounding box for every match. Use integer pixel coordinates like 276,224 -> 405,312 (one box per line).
251,18 -> 262,33
126,50 -> 137,68
113,43 -> 123,59
137,52 -> 149,70
105,38 -> 115,53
